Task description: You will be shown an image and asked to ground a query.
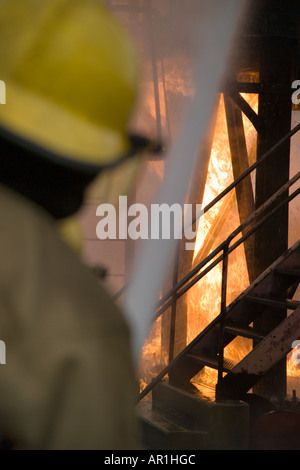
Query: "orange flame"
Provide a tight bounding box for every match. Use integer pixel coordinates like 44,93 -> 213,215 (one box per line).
137,77 -> 299,396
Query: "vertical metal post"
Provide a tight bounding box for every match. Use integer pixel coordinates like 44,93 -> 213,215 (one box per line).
168,252 -> 180,363
216,241 -> 230,400
253,34 -> 295,400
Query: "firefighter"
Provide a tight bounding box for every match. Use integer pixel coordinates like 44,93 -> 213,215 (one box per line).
0,0 -> 150,450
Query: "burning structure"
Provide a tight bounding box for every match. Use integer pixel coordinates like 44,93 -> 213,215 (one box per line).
80,0 -> 300,450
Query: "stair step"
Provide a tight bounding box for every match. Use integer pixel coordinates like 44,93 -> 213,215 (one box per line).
224,324 -> 264,341
275,267 -> 300,277
137,401 -> 209,450
218,305 -> 300,399
245,295 -> 300,310
152,381 -> 214,428
186,352 -> 237,373
151,382 -> 249,449
158,241 -> 300,393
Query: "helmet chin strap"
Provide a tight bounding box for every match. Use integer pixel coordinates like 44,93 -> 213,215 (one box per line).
0,134 -> 97,219
0,122 -> 162,220
0,125 -> 161,174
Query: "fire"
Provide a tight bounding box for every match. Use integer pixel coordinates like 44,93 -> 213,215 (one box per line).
137,77 -> 299,396
287,348 -> 300,377
189,92 -> 300,386
187,94 -> 256,389
137,317 -> 168,398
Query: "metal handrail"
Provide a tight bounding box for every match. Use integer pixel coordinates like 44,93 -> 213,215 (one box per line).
139,170 -> 300,401
156,122 -> 300,308
113,122 -> 300,302
154,169 -> 300,320
108,120 -> 300,399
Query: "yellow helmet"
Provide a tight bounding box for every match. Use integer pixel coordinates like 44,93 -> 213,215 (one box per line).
0,0 -> 150,170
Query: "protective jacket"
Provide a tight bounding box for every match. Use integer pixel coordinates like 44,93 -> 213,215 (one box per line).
0,183 -> 141,450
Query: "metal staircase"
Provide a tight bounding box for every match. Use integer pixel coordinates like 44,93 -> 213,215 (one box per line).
137,240 -> 300,448
169,239 -> 300,400
139,133 -> 300,403
137,123 -> 300,448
